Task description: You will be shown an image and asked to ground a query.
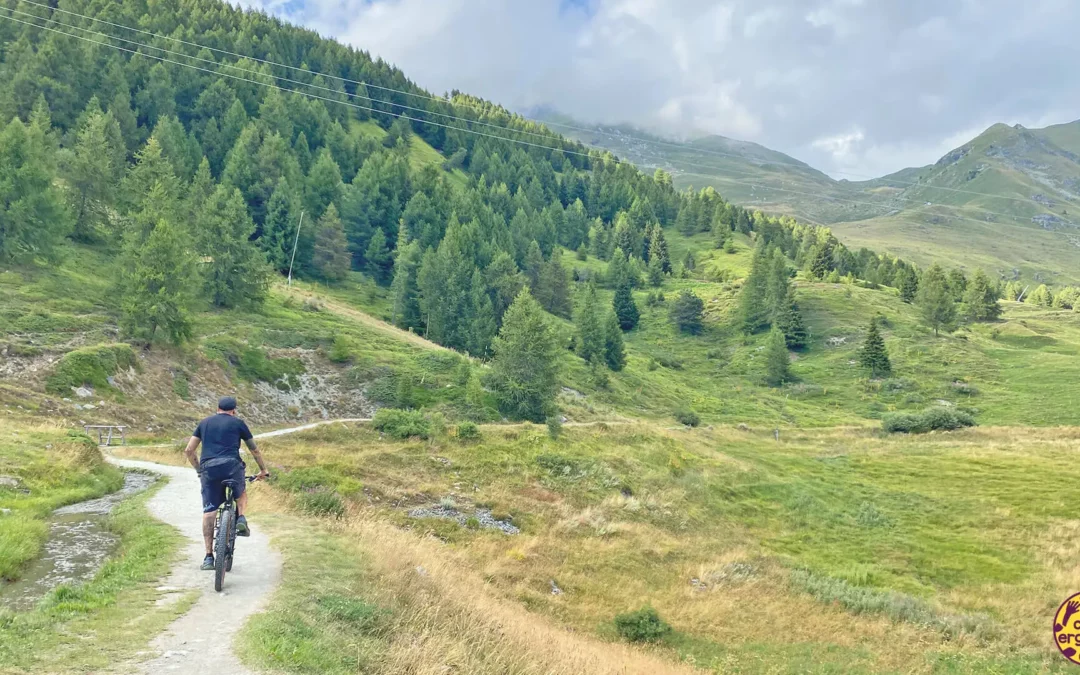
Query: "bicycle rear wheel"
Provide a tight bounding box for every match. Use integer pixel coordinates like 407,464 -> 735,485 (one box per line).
214,506 -> 234,592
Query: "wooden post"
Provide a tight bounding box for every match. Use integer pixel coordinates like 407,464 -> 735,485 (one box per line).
120,427 -> 126,446
105,427 -> 113,447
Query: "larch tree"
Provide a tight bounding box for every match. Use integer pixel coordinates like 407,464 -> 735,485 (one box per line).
915,264 -> 957,336
490,289 -> 560,422
313,203 -> 350,282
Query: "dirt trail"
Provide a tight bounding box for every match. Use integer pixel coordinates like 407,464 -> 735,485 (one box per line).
108,458 -> 280,674
276,286 -> 454,353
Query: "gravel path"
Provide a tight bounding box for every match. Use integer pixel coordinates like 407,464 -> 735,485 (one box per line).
109,457 -> 281,675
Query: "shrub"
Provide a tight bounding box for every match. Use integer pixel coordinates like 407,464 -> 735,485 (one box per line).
327,335 -> 353,363
296,489 -> 345,518
45,344 -> 137,395
613,606 -> 672,643
171,369 -> 191,400
455,421 -> 480,440
274,466 -> 338,493
653,351 -> 683,370
674,408 -> 700,427
372,408 -> 430,439
204,337 -> 304,390
316,594 -> 386,630
882,406 -> 976,434
546,416 -> 563,439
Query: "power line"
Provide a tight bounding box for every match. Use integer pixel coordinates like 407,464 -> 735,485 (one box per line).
4,3 -> 1052,227
0,9 -> 1055,235
13,0 -> 1054,208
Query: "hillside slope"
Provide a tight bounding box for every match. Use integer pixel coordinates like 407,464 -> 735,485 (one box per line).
546,112 -> 1080,283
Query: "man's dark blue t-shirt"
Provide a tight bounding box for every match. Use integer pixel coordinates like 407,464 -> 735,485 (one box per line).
193,413 -> 253,467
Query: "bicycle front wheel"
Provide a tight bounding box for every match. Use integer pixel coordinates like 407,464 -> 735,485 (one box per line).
214,507 -> 234,592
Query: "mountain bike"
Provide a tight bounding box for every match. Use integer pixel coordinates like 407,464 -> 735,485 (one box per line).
213,475 -> 262,592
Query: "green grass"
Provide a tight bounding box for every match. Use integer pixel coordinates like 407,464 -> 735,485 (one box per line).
236,422 -> 1077,673
0,432 -> 124,580
0,476 -> 188,672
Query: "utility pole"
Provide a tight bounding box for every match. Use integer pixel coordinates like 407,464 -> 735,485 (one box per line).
287,211 -> 305,287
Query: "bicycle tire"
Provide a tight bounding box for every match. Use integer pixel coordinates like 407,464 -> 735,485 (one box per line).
214,506 -> 234,592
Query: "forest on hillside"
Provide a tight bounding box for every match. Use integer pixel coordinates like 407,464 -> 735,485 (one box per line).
0,0 -> 1034,421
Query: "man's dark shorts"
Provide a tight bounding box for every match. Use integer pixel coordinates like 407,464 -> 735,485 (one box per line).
200,458 -> 246,513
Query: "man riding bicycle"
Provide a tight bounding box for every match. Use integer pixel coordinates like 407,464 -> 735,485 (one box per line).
183,396 -> 269,570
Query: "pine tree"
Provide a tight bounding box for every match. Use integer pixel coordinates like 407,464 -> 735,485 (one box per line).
196,186 -> 271,308
774,285 -> 808,349
948,269 -> 968,302
537,252 -> 572,318
898,267 -> 919,303
490,289 -> 560,422
0,116 -> 70,261
467,268 -> 497,357
1028,284 -> 1053,307
485,251 -> 525,325
670,290 -> 704,334
858,319 -> 892,378
64,108 -> 119,242
119,218 -> 196,345
713,221 -> 730,249
647,256 -> 664,287
261,178 -> 297,274
764,328 -> 791,387
365,227 -> 393,285
648,226 -> 671,273
613,282 -> 640,330
738,242 -> 772,333
390,233 -> 423,331
603,311 -> 626,371
313,203 -> 350,282
576,284 -> 605,363
524,240 -> 544,289
916,264 -> 957,336
607,247 -> 631,288
960,269 -> 1002,321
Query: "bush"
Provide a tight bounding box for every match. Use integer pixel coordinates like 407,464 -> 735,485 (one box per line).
296,489 -> 345,518
546,416 -> 563,439
274,466 -> 338,493
45,344 -> 137,395
372,408 -> 430,439
674,408 -> 700,427
327,335 -> 353,363
455,421 -> 480,440
653,351 -> 683,370
882,406 -> 976,434
613,606 -> 672,643
204,337 -> 304,390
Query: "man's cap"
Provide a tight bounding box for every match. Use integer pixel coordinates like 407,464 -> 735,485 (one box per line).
218,396 -> 237,411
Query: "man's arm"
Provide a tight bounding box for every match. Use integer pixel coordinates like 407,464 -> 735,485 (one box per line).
244,438 -> 269,478
184,436 -> 202,472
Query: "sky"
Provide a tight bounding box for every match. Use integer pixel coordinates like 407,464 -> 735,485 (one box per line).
234,0 -> 1080,179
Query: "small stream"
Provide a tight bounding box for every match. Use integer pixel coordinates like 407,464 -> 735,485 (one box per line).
0,472 -> 156,611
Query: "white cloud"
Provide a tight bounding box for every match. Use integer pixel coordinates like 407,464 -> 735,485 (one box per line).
234,0 -> 1080,178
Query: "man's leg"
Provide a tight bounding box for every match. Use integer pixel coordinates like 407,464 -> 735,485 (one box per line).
236,490 -> 247,517
203,512 -> 216,555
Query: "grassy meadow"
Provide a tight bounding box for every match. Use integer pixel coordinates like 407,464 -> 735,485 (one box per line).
117,421 -> 1080,673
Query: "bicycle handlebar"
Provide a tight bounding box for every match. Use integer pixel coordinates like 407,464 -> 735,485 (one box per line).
246,474 -> 269,482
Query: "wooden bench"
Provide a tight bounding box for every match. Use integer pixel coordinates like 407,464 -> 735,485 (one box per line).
83,425 -> 127,446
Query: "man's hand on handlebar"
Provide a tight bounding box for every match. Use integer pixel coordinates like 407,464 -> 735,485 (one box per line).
254,470 -> 271,481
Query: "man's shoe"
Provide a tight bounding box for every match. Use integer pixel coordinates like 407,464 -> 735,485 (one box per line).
200,554 -> 215,570
236,515 -> 250,537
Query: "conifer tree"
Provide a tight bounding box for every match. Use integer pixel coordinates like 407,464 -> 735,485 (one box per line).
648,226 -> 671,273
960,269 -> 1002,321
467,268 -> 497,357
524,240 -> 544,289
0,116 -> 70,261
775,285 -> 808,349
365,227 -> 393,285
764,327 -> 791,387
1028,284 -> 1053,307
65,108 -> 119,242
576,284 -> 605,363
537,252 -> 572,318
485,251 -> 525,325
916,264 -> 957,336
670,290 -> 704,334
313,203 -> 350,281
196,185 -> 271,308
898,266 -> 919,303
948,269 -> 968,302
390,232 -> 422,331
119,218 -> 196,345
648,256 -> 664,287
490,289 -> 560,422
613,282 -> 640,330
607,247 -> 631,288
858,319 -> 891,378
738,242 -> 772,333
603,311 -> 626,371
261,178 -> 297,273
